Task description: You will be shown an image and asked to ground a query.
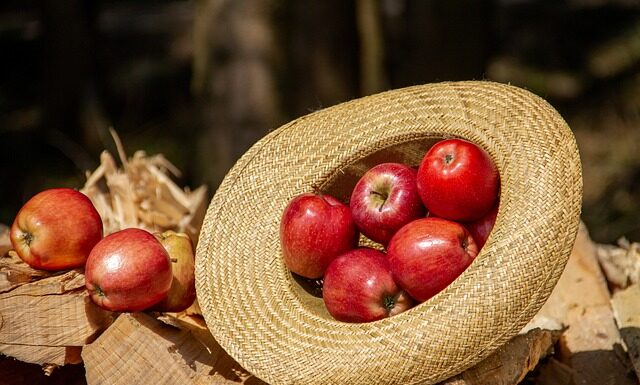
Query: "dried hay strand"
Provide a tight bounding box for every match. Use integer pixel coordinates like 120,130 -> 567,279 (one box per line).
81,129 -> 208,244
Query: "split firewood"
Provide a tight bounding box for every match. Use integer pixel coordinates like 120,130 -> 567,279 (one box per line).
81,129 -> 208,244
0,345 -> 82,368
0,251 -> 55,293
597,238 -> 640,291
83,312 -> 265,385
439,328 -> 562,385
611,282 -> 640,380
0,259 -> 115,367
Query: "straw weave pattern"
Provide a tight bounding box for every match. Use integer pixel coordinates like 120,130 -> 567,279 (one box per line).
195,81 -> 583,385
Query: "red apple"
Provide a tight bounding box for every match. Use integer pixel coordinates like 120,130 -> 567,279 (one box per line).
280,193 -> 359,279
85,228 -> 173,312
10,188 -> 103,270
387,217 -> 478,303
323,248 -> 413,322
417,138 -> 499,222
465,202 -> 499,250
349,163 -> 425,245
152,230 -> 197,313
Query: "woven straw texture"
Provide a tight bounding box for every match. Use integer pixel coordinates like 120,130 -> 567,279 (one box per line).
195,81 -> 583,385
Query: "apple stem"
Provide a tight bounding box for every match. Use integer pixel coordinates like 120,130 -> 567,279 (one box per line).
369,190 -> 388,212
445,154 -> 454,164
383,294 -> 396,314
21,232 -> 34,247
94,284 -> 105,298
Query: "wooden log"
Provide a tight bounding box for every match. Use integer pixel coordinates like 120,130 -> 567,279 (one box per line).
0,251 -> 54,293
0,256 -> 114,366
0,345 -> 82,367
83,312 -> 264,385
0,268 -> 114,348
527,222 -> 636,385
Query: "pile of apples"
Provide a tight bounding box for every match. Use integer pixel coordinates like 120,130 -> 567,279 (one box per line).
9,188 -> 196,313
281,139 -> 500,323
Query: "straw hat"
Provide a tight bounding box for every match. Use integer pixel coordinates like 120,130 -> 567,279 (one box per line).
195,81 -> 582,385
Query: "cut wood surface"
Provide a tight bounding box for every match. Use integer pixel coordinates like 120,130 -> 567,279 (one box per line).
83,312 -> 264,385
0,255 -> 114,367
0,345 -> 82,367
0,268 -> 114,347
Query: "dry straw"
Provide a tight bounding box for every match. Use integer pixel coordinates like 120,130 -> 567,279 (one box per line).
195,81 -> 583,384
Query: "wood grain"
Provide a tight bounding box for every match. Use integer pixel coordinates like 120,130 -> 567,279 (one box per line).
83,312 -> 264,385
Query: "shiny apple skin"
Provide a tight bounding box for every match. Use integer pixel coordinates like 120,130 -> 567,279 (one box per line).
465,202 -> 499,250
387,217 -> 478,303
280,193 -> 359,279
85,228 -> 173,312
323,248 -> 413,323
10,188 -> 103,270
349,163 -> 425,245
417,138 -> 499,222
152,231 -> 197,313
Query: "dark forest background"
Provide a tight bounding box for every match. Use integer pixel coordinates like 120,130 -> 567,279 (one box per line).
1,0 -> 639,243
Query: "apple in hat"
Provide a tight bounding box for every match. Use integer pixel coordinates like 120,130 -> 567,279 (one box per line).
280,193 -> 358,279
10,188 -> 103,270
349,163 -> 425,245
387,217 -> 478,303
323,247 -> 413,322
465,202 -> 499,250
417,138 -> 499,222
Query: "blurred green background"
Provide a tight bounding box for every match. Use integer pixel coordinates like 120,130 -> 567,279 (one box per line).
1,0 -> 639,243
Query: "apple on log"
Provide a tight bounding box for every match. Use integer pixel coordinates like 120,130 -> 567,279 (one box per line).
323,248 -> 413,323
85,228 -> 173,312
349,162 -> 425,245
153,230 -> 197,313
10,188 -> 103,270
387,217 -> 478,303
280,193 -> 359,279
